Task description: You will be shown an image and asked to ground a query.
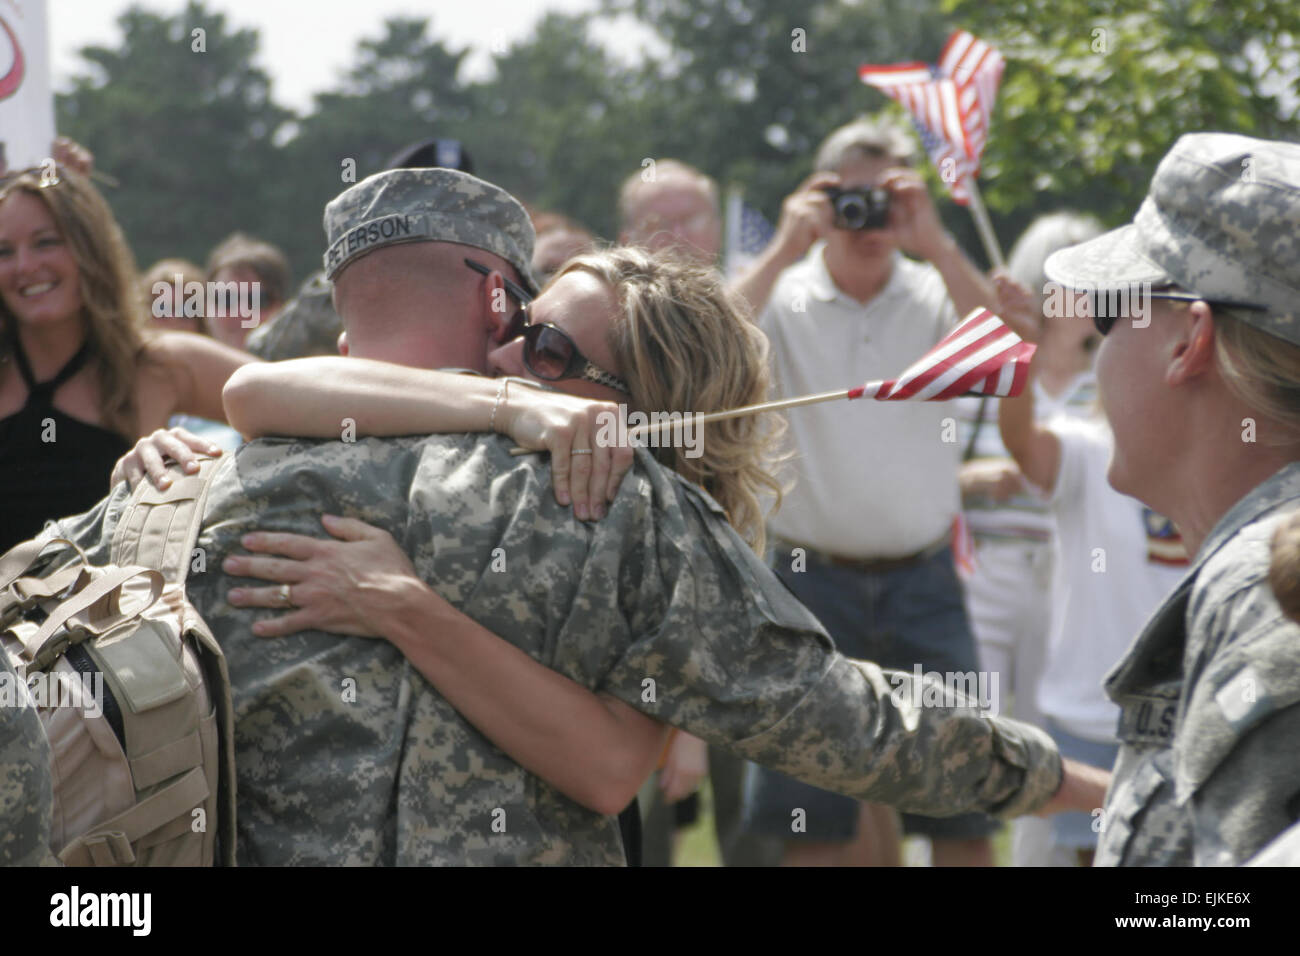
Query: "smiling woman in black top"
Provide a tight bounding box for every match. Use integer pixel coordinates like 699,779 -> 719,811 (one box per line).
0,163 -> 252,552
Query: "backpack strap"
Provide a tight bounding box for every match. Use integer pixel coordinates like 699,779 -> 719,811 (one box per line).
0,537 -> 88,588
107,456 -> 239,867
110,457 -> 222,588
57,766 -> 210,867
19,566 -> 164,671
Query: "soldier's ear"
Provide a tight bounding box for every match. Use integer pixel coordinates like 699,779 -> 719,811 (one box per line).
1165,301 -> 1215,388
480,271 -> 513,339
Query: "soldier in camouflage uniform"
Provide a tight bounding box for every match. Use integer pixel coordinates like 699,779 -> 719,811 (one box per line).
1045,132 -> 1300,866
0,649 -> 54,866
47,168 -> 1084,865
244,137 -> 477,362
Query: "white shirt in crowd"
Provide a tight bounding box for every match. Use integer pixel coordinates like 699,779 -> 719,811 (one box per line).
760,243 -> 960,558
1038,416 -> 1187,741
954,371 -> 1098,544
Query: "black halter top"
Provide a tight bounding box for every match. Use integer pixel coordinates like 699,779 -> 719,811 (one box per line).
0,336 -> 130,552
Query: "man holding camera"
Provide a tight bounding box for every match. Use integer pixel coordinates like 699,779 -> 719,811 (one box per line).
741,116 -> 1001,867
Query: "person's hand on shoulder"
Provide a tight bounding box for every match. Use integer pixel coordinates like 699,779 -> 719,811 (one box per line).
111,427 -> 223,490
496,383 -> 635,521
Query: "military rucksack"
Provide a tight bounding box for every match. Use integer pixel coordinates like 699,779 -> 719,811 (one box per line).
0,457 -> 236,866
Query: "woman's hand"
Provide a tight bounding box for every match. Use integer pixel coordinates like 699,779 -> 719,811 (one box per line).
658,731 -> 709,804
498,384 -> 636,521
224,515 -> 424,638
111,427 -> 224,490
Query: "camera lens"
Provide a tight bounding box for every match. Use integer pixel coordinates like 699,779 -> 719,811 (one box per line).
837,195 -> 868,230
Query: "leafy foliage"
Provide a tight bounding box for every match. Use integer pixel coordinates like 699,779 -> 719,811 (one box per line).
54,0 -> 1298,282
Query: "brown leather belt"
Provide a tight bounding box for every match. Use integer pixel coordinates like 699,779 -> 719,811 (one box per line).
776,529 -> 952,575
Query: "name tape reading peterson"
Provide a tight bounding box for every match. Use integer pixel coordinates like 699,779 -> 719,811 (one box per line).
325,213 -> 415,273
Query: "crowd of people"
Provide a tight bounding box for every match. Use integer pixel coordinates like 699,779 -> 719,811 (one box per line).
1,112 -> 1297,868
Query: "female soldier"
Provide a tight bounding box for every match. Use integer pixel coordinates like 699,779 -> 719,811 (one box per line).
1043,132 -> 1300,866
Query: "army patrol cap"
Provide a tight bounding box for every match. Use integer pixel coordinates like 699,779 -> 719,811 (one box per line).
1045,133 -> 1300,344
322,168 -> 538,292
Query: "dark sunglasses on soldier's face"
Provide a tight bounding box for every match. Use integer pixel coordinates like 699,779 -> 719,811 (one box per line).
1090,287 -> 1267,336
464,257 -> 630,394
465,257 -> 532,340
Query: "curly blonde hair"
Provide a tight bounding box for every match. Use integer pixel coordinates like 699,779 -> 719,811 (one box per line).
0,167 -> 149,439
558,246 -> 785,551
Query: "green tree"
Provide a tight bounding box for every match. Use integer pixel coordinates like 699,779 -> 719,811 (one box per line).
468,12 -> 645,238
606,0 -> 954,225
276,17 -> 476,277
947,0 -> 1300,225
56,1 -> 291,276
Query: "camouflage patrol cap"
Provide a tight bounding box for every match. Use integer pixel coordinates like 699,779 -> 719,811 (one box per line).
322,168 -> 538,292
1045,132 -> 1300,344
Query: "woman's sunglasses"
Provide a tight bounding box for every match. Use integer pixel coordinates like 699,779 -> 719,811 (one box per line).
1090,287 -> 1267,336
464,258 -> 630,394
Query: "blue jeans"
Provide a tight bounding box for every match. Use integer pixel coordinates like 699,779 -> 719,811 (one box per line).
742,545 -> 999,841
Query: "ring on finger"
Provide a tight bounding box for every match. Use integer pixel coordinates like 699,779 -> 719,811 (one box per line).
570,448 -> 593,456
277,583 -> 294,607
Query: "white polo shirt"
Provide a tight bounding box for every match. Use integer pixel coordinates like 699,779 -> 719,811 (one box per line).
761,243 -> 961,558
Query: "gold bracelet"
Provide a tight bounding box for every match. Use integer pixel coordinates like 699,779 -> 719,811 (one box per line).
489,379 -> 509,432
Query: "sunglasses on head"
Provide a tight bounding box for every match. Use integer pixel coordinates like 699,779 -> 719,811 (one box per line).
1089,287 -> 1267,336
464,258 -> 630,394
0,161 -> 63,190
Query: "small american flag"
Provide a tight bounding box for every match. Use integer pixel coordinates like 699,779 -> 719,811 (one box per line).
858,29 -> 1005,206
937,29 -> 1004,166
848,308 -> 1035,402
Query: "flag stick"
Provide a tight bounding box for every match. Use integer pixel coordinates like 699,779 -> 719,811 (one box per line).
962,176 -> 1004,270
507,308 -> 1032,453
508,388 -> 860,454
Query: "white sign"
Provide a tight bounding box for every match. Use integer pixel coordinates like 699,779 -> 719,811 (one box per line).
0,0 -> 54,171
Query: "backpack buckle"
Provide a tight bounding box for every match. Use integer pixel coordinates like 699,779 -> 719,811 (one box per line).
82,831 -> 136,866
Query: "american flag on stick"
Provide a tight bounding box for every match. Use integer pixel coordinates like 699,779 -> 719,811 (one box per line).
509,309 -> 1035,454
847,307 -> 1032,401
857,29 -> 1007,266
629,308 -> 1035,436
857,29 -> 1004,206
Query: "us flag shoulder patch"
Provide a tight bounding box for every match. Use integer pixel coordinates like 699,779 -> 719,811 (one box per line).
1143,507 -> 1189,566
